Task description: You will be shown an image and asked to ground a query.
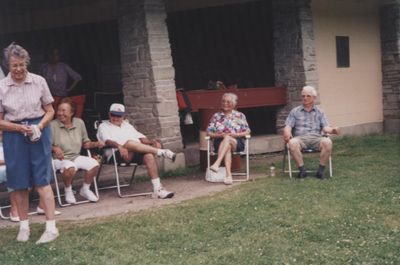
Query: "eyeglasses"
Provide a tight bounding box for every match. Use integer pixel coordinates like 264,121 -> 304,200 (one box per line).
10,62 -> 27,70
221,100 -> 233,105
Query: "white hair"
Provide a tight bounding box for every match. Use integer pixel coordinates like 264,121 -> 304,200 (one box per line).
222,93 -> 238,106
302,85 -> 317,97
3,42 -> 30,70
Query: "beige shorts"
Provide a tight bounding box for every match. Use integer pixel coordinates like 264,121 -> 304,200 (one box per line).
293,134 -> 325,151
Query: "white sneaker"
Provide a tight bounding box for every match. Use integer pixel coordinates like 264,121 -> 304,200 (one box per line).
36,206 -> 62,216
152,188 -> 174,199
35,229 -> 59,244
161,149 -> 176,162
16,229 -> 30,242
65,189 -> 77,204
79,188 -> 99,202
10,213 -> 20,222
224,176 -> 233,185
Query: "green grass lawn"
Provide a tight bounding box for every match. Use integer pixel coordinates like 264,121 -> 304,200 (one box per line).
1,134 -> 399,265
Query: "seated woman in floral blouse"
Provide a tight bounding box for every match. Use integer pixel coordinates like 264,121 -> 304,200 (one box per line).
206,93 -> 251,185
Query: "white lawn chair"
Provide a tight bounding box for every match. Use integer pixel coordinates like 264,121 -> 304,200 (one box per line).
205,135 -> 251,182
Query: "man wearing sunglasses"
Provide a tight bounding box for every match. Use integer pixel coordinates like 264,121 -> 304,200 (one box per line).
97,103 -> 175,199
283,86 -> 340,180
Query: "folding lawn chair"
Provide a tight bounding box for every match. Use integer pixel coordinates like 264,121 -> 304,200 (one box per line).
52,149 -> 100,207
205,134 -> 252,182
282,137 -> 333,179
94,120 -> 152,198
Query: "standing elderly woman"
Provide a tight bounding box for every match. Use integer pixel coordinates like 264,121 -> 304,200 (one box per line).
207,93 -> 251,185
51,97 -> 104,204
0,43 -> 58,244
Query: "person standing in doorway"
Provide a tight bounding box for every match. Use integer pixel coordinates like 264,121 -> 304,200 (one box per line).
40,47 -> 82,109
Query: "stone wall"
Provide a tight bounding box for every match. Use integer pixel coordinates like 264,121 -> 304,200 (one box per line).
272,0 -> 319,131
380,1 -> 400,133
117,0 -> 183,151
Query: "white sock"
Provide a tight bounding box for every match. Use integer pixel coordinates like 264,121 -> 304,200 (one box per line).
45,220 -> 57,233
151,178 -> 162,191
64,186 -> 72,192
82,183 -> 91,191
156,149 -> 164,157
20,219 -> 29,231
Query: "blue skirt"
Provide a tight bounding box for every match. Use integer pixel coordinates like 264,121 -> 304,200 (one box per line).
213,137 -> 245,153
3,117 -> 53,190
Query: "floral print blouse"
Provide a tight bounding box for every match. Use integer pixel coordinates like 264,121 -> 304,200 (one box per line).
207,110 -> 250,134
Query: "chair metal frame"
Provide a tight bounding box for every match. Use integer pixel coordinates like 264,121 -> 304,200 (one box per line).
95,147 -> 152,198
0,183 -> 10,219
0,203 -> 10,220
206,134 -> 251,182
283,143 -> 333,179
94,120 -> 152,198
0,185 -> 40,220
52,149 -> 100,207
0,203 -> 38,220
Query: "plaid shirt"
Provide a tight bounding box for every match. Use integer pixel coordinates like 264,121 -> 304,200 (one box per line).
285,105 -> 329,136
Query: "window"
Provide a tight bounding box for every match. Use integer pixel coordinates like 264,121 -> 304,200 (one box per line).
336,36 -> 350,68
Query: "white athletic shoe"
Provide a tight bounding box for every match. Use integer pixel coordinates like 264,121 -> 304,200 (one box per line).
79,188 -> 99,202
36,206 -> 61,216
36,229 -> 59,244
10,213 -> 20,222
152,188 -> 174,199
16,229 -> 30,242
161,149 -> 176,162
65,189 -> 77,204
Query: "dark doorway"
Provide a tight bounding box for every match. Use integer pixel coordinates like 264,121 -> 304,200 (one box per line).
0,20 -> 122,113
166,0 -> 275,90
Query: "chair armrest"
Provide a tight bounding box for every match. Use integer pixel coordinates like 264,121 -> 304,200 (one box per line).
101,145 -> 117,150
205,135 -> 250,140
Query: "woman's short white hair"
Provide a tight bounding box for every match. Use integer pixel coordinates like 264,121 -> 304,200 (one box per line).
222,93 -> 238,106
3,42 -> 30,70
302,85 -> 318,97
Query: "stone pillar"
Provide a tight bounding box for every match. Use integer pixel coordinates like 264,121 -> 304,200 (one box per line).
272,0 -> 319,131
117,0 -> 183,151
380,1 -> 400,133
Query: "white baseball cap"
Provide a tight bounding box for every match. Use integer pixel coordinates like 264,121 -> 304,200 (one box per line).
109,103 -> 125,116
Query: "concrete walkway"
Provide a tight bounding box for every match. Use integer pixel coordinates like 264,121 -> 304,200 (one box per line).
0,156 -> 276,228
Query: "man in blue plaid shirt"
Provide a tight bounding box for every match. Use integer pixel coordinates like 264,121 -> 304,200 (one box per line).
283,86 -> 340,179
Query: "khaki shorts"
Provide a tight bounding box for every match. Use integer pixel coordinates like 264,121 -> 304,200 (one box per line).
293,134 -> 325,151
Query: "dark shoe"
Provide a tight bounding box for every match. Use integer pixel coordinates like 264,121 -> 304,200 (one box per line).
297,171 -> 307,179
316,172 -> 327,180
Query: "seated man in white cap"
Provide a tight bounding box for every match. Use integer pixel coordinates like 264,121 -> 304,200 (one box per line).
97,103 -> 175,199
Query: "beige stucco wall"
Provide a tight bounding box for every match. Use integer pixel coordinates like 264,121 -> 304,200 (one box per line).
312,0 -> 383,128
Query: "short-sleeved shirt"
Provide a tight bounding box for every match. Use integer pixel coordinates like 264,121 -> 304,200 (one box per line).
285,105 -> 329,136
97,120 -> 145,145
51,117 -> 90,161
206,110 -> 250,134
40,62 -> 82,96
0,72 -> 54,121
